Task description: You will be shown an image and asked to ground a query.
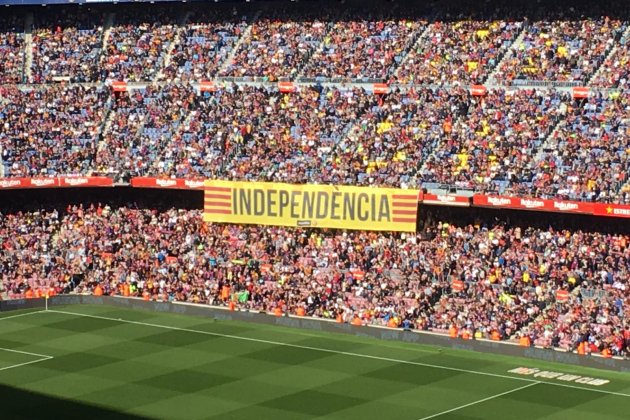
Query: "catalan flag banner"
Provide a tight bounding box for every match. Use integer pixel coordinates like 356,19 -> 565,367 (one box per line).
204,180 -> 419,232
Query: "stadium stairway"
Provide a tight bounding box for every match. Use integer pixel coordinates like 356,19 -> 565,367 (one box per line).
485,24 -> 528,86
24,12 -> 33,83
101,13 -> 116,57
588,24 -> 630,85
294,19 -> 338,81
390,19 -> 433,82
95,101 -> 117,160
216,9 -> 263,75
156,11 -> 193,81
0,146 -> 4,178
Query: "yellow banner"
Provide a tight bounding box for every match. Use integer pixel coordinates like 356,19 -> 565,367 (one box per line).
204,180 -> 419,232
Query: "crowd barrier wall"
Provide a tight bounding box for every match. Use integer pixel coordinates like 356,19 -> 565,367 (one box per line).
1,296 -> 628,372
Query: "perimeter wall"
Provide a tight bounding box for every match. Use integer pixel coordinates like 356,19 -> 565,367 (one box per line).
1,296 -> 628,373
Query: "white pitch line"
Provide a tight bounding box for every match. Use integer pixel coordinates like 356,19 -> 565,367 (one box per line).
417,382 -> 540,420
0,346 -> 54,359
0,310 -> 44,322
0,356 -> 53,372
46,309 -> 630,398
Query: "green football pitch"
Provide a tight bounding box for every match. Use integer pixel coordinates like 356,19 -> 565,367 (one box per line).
1,305 -> 629,420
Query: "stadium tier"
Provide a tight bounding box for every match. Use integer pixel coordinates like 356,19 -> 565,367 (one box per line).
0,1 -> 628,205
0,0 -> 629,367
0,203 -> 628,358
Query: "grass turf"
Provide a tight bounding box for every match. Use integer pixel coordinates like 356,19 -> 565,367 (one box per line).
0,304 -> 629,420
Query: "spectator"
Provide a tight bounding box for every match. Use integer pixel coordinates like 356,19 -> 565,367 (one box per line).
0,85 -> 108,177
220,8 -> 330,80
1,203 -> 627,354
31,7 -> 105,83
495,18 -> 624,83
101,8 -> 177,82
396,20 -> 521,85
0,15 -> 25,84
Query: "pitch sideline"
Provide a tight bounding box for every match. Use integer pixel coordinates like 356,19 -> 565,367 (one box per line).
0,347 -> 54,373
416,382 -> 540,419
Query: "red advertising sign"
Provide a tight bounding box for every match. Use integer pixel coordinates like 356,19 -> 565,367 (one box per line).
373,83 -> 389,94
111,81 -> 127,92
572,86 -> 590,99
199,80 -> 218,92
593,203 -> 630,218
278,82 -> 296,93
0,178 -> 29,189
422,194 -> 470,207
130,177 -> 205,190
473,195 -> 593,214
59,176 -> 113,187
0,177 -> 113,189
550,200 -> 594,214
29,178 -> 59,188
471,85 -> 488,96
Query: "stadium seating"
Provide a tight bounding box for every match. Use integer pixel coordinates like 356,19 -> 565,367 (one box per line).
494,19 -> 625,84
0,3 -> 627,203
0,85 -> 108,177
419,88 -> 572,193
590,27 -> 630,88
219,8 -> 331,80
300,11 -> 425,81
95,84 -> 196,178
0,2 -> 629,360
31,7 -> 105,83
101,8 -> 177,82
0,205 -> 627,357
160,8 -> 249,82
0,4 -> 629,196
395,20 -> 522,85
0,15 -> 25,84
527,91 -> 630,203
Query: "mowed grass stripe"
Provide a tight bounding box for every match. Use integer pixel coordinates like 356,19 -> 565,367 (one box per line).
46,309 -> 630,399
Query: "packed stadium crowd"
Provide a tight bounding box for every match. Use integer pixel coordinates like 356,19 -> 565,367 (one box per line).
30,7 -> 104,83
0,85 -> 109,177
0,203 -> 627,357
394,19 -> 522,85
0,2 -> 628,202
493,18 -> 624,84
3,81 -> 628,204
0,1 -> 627,85
0,0 -> 629,362
0,15 -> 25,84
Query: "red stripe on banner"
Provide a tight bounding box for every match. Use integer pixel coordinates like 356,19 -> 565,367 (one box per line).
204,186 -> 232,192
204,201 -> 231,207
204,194 -> 231,200
393,210 -> 417,215
392,202 -> 418,208
393,217 -> 416,223
204,208 -> 232,214
392,194 -> 418,200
